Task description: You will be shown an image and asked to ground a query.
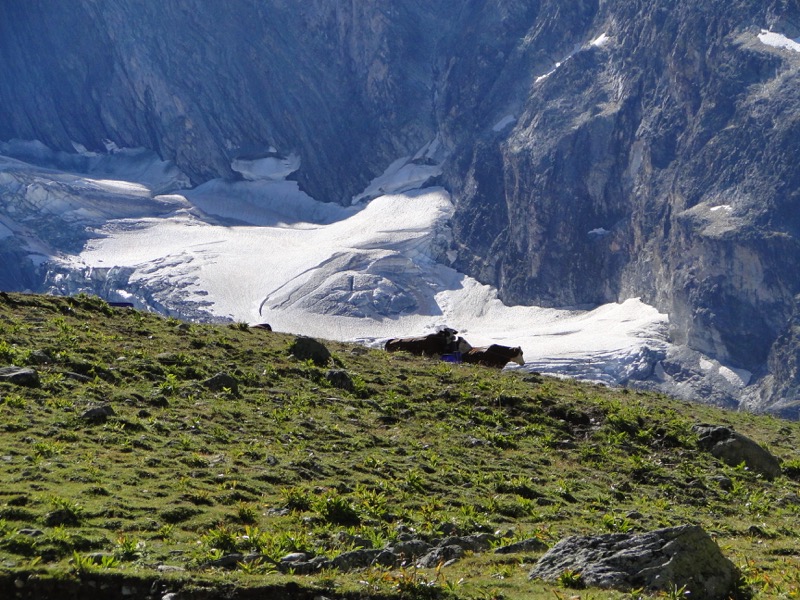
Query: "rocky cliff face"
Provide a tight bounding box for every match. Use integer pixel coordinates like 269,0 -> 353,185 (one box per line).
1,0 -> 799,415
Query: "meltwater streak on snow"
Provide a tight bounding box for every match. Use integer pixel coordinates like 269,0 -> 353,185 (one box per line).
758,30 -> 800,53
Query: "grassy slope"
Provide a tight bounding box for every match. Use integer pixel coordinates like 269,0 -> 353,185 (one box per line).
0,292 -> 799,599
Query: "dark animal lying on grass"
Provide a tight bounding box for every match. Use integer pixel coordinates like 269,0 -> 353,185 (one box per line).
462,344 -> 525,368
385,328 -> 458,356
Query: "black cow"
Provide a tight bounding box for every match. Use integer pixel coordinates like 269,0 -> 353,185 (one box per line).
462,344 -> 525,368
385,327 -> 458,357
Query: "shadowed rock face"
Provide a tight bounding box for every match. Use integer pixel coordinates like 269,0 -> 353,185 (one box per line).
1,0 -> 799,414
0,0 -> 452,200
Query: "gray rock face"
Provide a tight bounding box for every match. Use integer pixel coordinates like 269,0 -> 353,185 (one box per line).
1,0 -> 799,414
529,525 -> 740,600
0,1 -> 451,201
693,424 -> 782,479
442,0 -> 800,414
0,366 -> 39,387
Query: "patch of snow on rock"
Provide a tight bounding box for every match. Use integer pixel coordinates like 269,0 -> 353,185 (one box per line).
590,33 -> 610,47
351,138 -> 445,204
492,115 -> 517,132
758,30 -> 800,53
231,152 -> 301,181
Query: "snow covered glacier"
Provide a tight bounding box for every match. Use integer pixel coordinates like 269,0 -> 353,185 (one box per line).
0,143 -> 691,391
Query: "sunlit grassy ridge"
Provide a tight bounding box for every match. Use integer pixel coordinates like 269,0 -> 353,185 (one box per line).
0,292 -> 799,599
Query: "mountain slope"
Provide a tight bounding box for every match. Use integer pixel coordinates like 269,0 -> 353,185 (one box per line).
0,0 -> 799,414
0,292 -> 800,599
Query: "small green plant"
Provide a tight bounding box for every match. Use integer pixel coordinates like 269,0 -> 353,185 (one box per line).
281,486 -> 312,511
159,373 -> 179,396
557,568 -> 584,589
71,551 -> 96,575
602,512 -> 633,533
48,496 -> 84,524
201,525 -> 238,554
2,394 -> 26,409
235,502 -> 259,524
664,583 -> 690,599
314,493 -> 360,526
154,524 -> 174,540
33,440 -> 65,458
113,535 -> 144,561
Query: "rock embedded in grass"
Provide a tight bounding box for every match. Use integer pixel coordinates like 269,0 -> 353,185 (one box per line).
529,524 -> 739,599
693,424 -> 782,479
0,366 -> 39,387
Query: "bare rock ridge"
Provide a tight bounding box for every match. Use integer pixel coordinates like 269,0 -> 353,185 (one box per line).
0,0 -> 799,415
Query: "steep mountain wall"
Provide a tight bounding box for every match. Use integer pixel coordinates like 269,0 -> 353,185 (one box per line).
1,0 -> 799,414
439,0 -> 800,413
0,0 -> 452,200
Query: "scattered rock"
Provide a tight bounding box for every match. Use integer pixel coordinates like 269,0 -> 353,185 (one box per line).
494,537 -> 549,554
693,424 -> 782,479
81,405 -> 116,421
201,553 -> 245,569
711,475 -> 734,491
280,552 -> 308,564
417,545 -> 465,568
63,371 -> 92,382
438,533 -> 495,552
289,336 -> 331,366
251,323 -> 272,331
44,509 -> 81,527
335,531 -> 372,549
17,529 -> 44,537
202,372 -> 239,396
390,539 -> 432,558
325,369 -> 354,392
330,548 -> 385,571
156,565 -> 186,573
0,366 -> 39,387
529,525 -> 739,600
27,350 -> 52,365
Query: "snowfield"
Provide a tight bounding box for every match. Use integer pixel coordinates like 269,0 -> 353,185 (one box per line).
0,143 -> 672,385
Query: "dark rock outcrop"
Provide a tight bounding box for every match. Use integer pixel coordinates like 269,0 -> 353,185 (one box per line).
202,372 -> 239,396
288,336 -> 331,367
0,366 -> 39,387
529,525 -> 740,600
693,423 -> 782,479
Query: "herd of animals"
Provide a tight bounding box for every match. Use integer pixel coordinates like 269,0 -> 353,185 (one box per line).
384,327 -> 525,369
248,323 -> 524,369
110,304 -> 522,368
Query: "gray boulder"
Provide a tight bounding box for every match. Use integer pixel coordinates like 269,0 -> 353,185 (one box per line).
80,404 -> 116,421
0,366 -> 39,387
289,336 -> 331,367
529,525 -> 739,600
390,539 -> 432,559
693,424 -> 781,480
325,369 -> 354,392
416,545 -> 464,569
202,372 -> 239,396
438,533 -> 495,553
495,537 -> 549,555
